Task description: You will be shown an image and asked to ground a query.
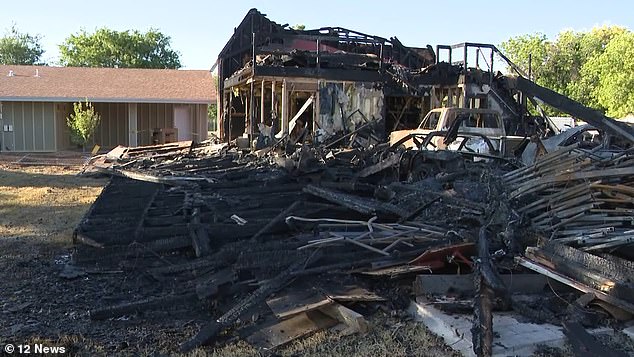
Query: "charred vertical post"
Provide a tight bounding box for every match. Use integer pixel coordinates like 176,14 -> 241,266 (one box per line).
314,80 -> 320,137
316,39 -> 320,72
489,49 -> 494,83
473,275 -> 494,357
472,226 -> 506,357
271,80 -> 277,133
260,80 -> 265,124
228,91 -> 233,142
217,58 -> 224,141
249,32 -> 256,141
281,79 -> 288,134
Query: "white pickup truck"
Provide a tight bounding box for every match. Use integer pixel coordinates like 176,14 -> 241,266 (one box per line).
389,107 -> 524,157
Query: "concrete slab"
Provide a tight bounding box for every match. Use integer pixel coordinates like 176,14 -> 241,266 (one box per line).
409,298 -> 612,357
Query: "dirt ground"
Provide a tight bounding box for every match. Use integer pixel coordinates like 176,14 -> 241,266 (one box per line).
0,163 -> 630,357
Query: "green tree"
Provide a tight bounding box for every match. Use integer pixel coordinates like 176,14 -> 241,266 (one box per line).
59,28 -> 181,68
0,25 -> 44,65
500,33 -> 549,80
208,74 -> 219,131
568,26 -> 628,111
67,100 -> 101,150
500,33 -> 553,114
587,31 -> 634,117
292,24 -> 306,31
208,104 -> 218,131
501,26 -> 630,115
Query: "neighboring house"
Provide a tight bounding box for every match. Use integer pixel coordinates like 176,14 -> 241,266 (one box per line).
0,65 -> 216,152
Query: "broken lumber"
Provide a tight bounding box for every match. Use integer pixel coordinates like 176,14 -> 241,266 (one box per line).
247,310 -> 338,349
516,256 -> 634,314
319,303 -> 368,334
90,292 -> 197,320
180,259 -> 305,352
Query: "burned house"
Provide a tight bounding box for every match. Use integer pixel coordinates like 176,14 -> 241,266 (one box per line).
215,9 -> 527,149
62,8 -> 634,357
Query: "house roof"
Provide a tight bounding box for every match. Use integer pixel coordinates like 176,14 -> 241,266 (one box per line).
0,65 -> 216,104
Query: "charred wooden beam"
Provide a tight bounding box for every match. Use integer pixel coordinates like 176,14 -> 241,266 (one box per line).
471,226 -> 506,357
513,76 -> 634,143
304,185 -> 377,215
90,292 -> 197,320
525,247 -> 634,307
250,200 -> 302,242
179,259 -> 305,352
516,256 -> 634,314
303,185 -> 408,218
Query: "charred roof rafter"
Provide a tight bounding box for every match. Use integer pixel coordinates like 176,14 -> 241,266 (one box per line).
217,9 -> 436,85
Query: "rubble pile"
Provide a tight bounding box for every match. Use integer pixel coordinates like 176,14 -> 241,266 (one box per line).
70,30 -> 634,353
505,144 -> 634,316
71,125 -> 634,356
73,139 -> 521,353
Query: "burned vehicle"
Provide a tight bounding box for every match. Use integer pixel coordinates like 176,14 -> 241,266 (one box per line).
389,107 -> 524,157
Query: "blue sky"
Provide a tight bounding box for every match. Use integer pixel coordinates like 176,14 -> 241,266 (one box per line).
1,0 -> 632,69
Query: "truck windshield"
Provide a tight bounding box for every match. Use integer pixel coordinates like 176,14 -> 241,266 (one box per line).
419,111 -> 441,129
459,113 -> 500,128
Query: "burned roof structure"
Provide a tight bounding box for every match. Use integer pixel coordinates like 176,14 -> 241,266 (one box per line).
215,9 -> 634,154
216,9 -> 523,148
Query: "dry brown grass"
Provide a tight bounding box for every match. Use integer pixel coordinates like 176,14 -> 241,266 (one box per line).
0,163 -> 105,247
191,314 -> 462,357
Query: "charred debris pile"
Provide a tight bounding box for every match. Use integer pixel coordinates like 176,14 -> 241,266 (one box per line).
77,137 -> 507,353
66,10 -> 634,355
70,120 -> 634,355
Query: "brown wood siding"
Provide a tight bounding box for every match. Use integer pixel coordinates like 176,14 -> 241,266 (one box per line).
56,103 -> 71,150
0,101 -> 56,152
137,103 -> 175,146
90,103 -> 129,148
196,104 -> 209,141
1,101 -> 209,151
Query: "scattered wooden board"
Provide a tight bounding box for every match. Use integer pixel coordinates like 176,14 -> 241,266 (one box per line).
247,310 -> 338,349
266,287 -> 332,319
319,303 -> 368,334
321,284 -> 386,302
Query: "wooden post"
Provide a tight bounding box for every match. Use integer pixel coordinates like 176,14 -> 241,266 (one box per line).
271,80 -> 277,133
260,80 -> 265,124
446,88 -> 450,107
217,59 -> 224,141
314,80 -> 320,138
281,79 -> 288,134
227,91 -> 233,142
245,91 -> 249,136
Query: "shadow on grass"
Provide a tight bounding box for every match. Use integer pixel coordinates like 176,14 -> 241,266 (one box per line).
0,168 -> 106,189
0,197 -> 92,239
